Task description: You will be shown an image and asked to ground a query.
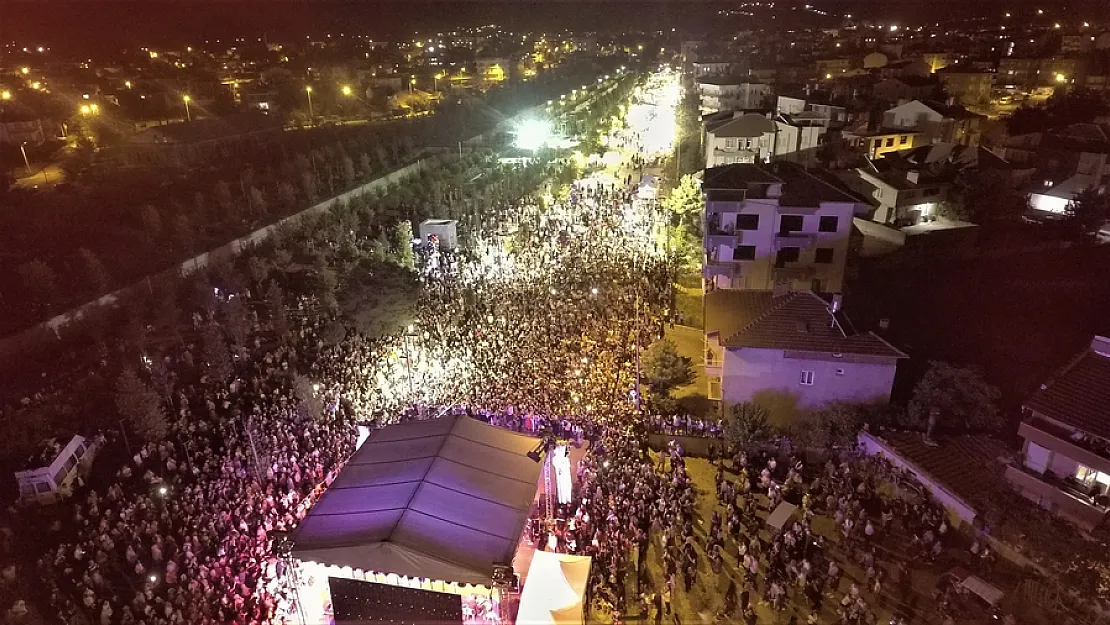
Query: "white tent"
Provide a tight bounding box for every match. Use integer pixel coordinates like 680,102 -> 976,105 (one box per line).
292,416 -> 542,586
516,552 -> 592,625
766,501 -> 798,532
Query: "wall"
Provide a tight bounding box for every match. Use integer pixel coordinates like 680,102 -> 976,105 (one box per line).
722,348 -> 898,424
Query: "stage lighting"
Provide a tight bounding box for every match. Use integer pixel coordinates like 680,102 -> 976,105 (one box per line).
514,118 -> 554,151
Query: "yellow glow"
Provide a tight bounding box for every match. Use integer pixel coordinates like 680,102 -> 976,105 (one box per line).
1,90 -> 10,100
30,82 -> 41,90
341,85 -> 353,96
305,86 -> 313,93
149,51 -> 158,59
90,103 -> 98,113
1054,23 -> 1061,29
183,94 -> 191,103
826,73 -> 832,79
1056,73 -> 1067,82
79,104 -> 91,114
125,80 -> 132,89
20,67 -> 30,75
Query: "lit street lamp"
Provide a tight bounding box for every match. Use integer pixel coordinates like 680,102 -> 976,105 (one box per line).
1,90 -> 10,100
20,142 -> 33,175
305,85 -> 314,125
341,84 -> 353,97
183,94 -> 192,121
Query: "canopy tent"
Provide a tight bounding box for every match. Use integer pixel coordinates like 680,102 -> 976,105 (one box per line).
516,551 -> 592,625
292,416 -> 542,586
766,501 -> 798,532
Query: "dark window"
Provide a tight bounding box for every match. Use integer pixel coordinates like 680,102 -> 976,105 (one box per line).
818,216 -> 839,232
885,137 -> 895,147
736,214 -> 760,230
776,247 -> 800,266
815,248 -> 835,264
899,135 -> 909,145
779,215 -> 804,234
732,245 -> 757,261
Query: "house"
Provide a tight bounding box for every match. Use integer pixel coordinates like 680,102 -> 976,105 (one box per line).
852,165 -> 950,226
704,112 -> 827,167
702,162 -> 863,293
882,99 -> 984,147
697,78 -> 771,114
872,76 -> 941,105
936,68 -> 993,107
775,93 -> 848,126
1005,335 -> 1110,531
693,61 -> 734,78
842,126 -> 921,159
476,57 -> 508,83
995,123 -> 1110,214
704,290 -> 907,415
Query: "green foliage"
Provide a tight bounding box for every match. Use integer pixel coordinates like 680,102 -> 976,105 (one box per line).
201,324 -> 234,385
643,338 -> 694,394
908,361 -> 1002,432
115,368 -> 167,440
293,374 -> 325,421
391,220 -> 416,270
1064,188 -> 1110,242
950,169 -> 1028,225
801,402 -> 867,449
1006,88 -> 1109,135
18,259 -> 58,310
78,247 -> 111,293
725,402 -> 771,447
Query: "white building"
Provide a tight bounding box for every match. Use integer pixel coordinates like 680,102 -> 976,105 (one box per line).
705,112 -> 827,167
775,94 -> 847,126
852,166 -> 950,225
692,62 -> 734,78
697,79 -> 771,114
704,290 -> 906,415
702,163 -> 862,293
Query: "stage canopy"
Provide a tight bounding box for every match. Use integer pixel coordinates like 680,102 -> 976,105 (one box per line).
292,415 -> 542,586
516,552 -> 592,625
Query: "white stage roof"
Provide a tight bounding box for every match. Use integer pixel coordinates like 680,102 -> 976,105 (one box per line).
292,416 -> 542,586
516,551 -> 592,625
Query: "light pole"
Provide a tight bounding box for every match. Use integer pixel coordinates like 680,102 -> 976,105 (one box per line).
305,86 -> 314,125
20,142 -> 32,176
403,324 -> 418,406
182,94 -> 191,122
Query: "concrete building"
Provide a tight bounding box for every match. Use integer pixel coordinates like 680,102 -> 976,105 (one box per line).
692,62 -> 734,78
704,290 -> 906,415
702,163 -> 862,293
882,99 -> 984,147
775,94 -> 847,126
1006,335 -> 1110,531
852,166 -> 950,226
872,76 -> 941,104
842,126 -> 921,159
697,78 -> 771,114
704,112 -> 827,167
995,123 -> 1110,214
936,68 -> 993,107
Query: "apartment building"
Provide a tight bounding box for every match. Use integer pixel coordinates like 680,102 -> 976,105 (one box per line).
883,99 -> 984,147
704,112 -> 827,167
1006,336 -> 1110,531
697,78 -> 771,114
936,68 -> 993,107
702,163 -> 862,293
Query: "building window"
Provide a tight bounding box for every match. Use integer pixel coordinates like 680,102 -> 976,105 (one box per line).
725,138 -> 737,149
779,215 -> 804,234
736,214 -> 760,230
836,368 -> 846,376
815,248 -> 835,264
708,377 -> 722,400
776,247 -> 800,265
818,216 -> 839,232
800,370 -> 815,385
732,245 -> 757,260
899,135 -> 909,145
885,137 -> 895,147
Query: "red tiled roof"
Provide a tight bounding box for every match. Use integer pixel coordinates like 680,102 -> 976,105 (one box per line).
1024,349 -> 1110,441
875,430 -> 1014,507
710,291 -> 906,358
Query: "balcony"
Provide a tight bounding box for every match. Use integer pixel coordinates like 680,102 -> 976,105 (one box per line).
1018,418 -> 1110,475
775,232 -> 816,248
703,260 -> 740,280
1005,464 -> 1109,530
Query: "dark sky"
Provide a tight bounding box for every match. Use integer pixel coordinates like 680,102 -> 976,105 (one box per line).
0,1 -> 1098,55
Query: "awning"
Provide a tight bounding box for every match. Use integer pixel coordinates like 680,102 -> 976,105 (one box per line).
516,551 -> 592,625
292,416 -> 542,586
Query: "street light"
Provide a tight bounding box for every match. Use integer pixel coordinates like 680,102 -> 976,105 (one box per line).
20,67 -> 29,75
79,103 -> 98,115
125,80 -> 132,89
305,85 -> 314,124
20,142 -> 32,175
182,94 -> 192,121
1,90 -> 10,100
341,85 -> 353,97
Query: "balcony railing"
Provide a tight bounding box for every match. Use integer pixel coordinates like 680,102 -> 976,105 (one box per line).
1019,418 -> 1110,474
1005,464 -> 1109,529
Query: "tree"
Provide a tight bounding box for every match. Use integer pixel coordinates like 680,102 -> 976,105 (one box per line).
214,180 -> 235,218
201,324 -> 234,385
248,186 -> 268,216
278,181 -> 298,209
293,374 -> 325,421
17,259 -> 59,309
321,319 -> 347,345
391,220 -> 416,270
951,169 -> 1028,225
908,361 -> 1002,433
300,170 -> 318,202
77,247 -> 111,293
224,296 -> 251,357
359,152 -> 373,179
643,338 -> 694,394
341,156 -> 356,188
247,256 -> 271,288
725,402 -> 770,447
805,402 -> 867,449
115,368 -> 168,440
1063,188 -> 1110,241
172,213 -> 196,253
663,174 -> 704,229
